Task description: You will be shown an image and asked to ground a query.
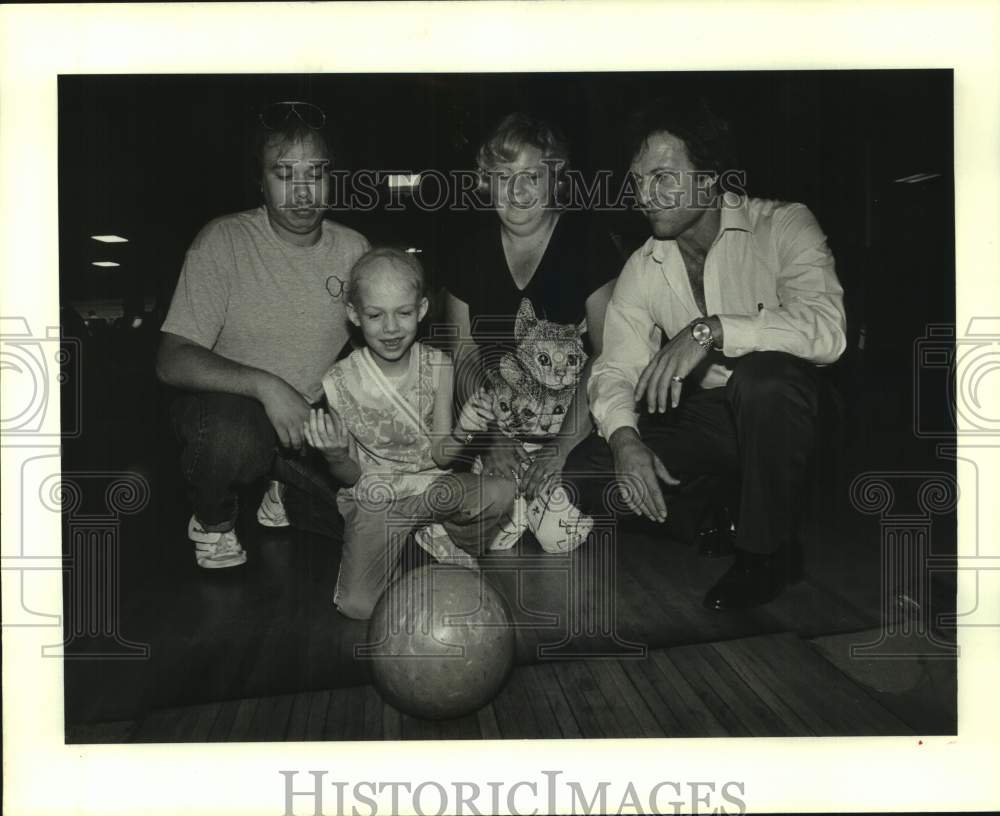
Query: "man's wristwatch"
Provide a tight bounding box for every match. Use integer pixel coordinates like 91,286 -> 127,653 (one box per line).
690,320 -> 718,351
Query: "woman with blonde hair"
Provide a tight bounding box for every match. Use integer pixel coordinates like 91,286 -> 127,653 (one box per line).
444,112 -> 622,553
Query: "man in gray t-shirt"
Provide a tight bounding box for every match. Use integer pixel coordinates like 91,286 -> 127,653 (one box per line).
157,102 -> 369,568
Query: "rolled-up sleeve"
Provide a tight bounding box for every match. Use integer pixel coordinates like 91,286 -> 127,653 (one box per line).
719,204 -> 846,364
588,254 -> 661,439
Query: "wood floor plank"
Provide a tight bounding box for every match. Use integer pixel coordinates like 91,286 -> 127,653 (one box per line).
659,647 -> 753,736
764,579 -> 871,638
476,704 -> 502,739
305,691 -> 332,741
480,562 -> 547,663
340,686 -> 368,741
115,628 -> 916,745
323,688 -> 349,740
207,700 -> 241,741
401,712 -> 439,741
72,413 -> 931,734
530,663 -> 582,738
168,706 -> 201,742
571,542 -> 659,649
581,660 -> 650,738
228,697 -> 261,741
492,667 -> 540,739
262,694 -> 295,742
802,654 -> 915,734
517,665 -> 564,739
625,539 -> 772,646
285,693 -> 312,741
724,633 -> 913,735
618,658 -> 688,737
362,686 -> 384,740
646,650 -> 730,736
382,703 -> 402,741
244,694 -> 282,741
434,711 -> 482,741
792,640 -> 915,734
710,641 -> 817,736
714,635 -> 843,733
673,643 -> 795,736
553,661 -> 613,738
590,659 -> 663,738
131,709 -> 181,743
615,555 -> 683,645
188,702 -> 221,742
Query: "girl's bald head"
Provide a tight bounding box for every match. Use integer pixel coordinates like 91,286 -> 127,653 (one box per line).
346,247 -> 425,307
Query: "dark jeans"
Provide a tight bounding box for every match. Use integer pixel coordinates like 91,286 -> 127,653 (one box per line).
170,392 -> 342,533
564,351 -> 823,556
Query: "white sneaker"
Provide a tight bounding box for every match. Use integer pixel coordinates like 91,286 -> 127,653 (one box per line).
531,487 -> 593,554
188,515 -> 247,569
489,495 -> 528,551
256,480 -> 290,528
414,524 -> 479,570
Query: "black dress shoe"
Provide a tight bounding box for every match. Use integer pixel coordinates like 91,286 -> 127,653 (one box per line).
697,523 -> 736,559
702,549 -> 799,610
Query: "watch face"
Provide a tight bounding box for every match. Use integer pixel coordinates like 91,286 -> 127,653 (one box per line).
693,322 -> 711,342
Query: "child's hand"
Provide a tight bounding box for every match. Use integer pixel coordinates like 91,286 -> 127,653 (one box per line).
303,407 -> 351,462
457,388 -> 495,434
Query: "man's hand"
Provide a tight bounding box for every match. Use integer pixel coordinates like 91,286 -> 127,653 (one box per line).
303,407 -> 352,463
481,437 -> 530,483
609,427 -> 679,523
257,376 -> 311,450
634,325 -> 708,413
520,442 -> 569,501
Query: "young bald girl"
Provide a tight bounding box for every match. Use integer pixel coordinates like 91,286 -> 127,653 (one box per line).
305,247 -> 516,620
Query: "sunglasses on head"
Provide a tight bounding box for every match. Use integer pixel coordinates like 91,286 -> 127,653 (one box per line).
258,101 -> 326,131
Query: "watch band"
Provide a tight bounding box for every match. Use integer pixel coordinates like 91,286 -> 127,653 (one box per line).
690,321 -> 717,351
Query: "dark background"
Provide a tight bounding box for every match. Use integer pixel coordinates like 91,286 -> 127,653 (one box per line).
59,69 -> 955,465
57,71 -> 957,732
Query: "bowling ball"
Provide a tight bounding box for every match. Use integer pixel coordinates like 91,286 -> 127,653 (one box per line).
366,564 -> 515,720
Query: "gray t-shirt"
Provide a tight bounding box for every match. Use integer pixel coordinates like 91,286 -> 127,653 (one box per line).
162,206 -> 369,402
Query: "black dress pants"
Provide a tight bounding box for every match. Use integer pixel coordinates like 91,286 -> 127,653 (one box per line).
564,351 -> 822,556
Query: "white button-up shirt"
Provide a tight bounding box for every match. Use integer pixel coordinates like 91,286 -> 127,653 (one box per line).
588,196 -> 847,440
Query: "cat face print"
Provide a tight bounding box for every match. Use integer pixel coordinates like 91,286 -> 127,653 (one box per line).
488,377 -> 543,436
487,366 -> 574,439
512,299 -> 586,391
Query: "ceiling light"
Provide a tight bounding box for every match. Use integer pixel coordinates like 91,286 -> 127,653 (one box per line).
92,261 -> 120,267
91,235 -> 129,243
387,173 -> 421,189
893,173 -> 942,184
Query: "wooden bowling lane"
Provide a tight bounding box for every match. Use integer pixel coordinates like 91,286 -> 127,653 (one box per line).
105,631 -> 913,743
62,498 -> 877,730
480,529 -> 873,667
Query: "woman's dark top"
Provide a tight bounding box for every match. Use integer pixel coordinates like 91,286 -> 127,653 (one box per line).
445,211 -> 622,354
445,211 -> 622,441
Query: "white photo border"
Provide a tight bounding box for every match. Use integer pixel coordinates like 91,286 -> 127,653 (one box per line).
2,2 -> 998,814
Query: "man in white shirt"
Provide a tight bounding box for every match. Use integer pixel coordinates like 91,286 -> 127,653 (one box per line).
157,102 -> 369,569
565,96 -> 846,610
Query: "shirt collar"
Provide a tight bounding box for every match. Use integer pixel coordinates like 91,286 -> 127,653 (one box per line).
643,195 -> 752,262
